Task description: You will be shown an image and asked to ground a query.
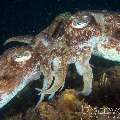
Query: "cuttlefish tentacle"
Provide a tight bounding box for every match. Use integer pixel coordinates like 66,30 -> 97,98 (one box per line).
74,47 -> 93,96
35,64 -> 54,104
35,79 -> 48,107
75,61 -> 93,96
3,35 -> 35,46
36,56 -> 67,104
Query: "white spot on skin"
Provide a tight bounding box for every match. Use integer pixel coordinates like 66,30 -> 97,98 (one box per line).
88,36 -> 100,47
72,36 -> 100,52
14,51 -> 32,63
36,34 -> 49,47
52,57 -> 61,71
40,36 -> 49,47
67,57 -> 77,64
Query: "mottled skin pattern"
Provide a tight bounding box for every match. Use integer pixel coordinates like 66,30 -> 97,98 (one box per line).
0,47 -> 42,108
0,11 -> 120,108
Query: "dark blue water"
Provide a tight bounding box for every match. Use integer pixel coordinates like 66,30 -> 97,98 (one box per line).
0,0 -> 120,51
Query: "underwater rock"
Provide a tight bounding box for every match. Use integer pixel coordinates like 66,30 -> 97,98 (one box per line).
37,89 -> 93,120
93,65 -> 120,95
37,89 -> 120,120
3,88 -> 120,120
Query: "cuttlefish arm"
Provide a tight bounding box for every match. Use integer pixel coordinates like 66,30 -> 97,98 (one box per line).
3,35 -> 35,46
75,63 -> 93,96
0,47 -> 41,109
45,57 -> 67,94
69,46 -> 93,96
36,53 -> 68,105
3,12 -> 71,48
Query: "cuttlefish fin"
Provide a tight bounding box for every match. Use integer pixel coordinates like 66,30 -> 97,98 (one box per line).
3,35 -> 34,46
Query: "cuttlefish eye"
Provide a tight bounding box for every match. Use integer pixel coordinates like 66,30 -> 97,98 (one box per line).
14,50 -> 32,63
71,15 -> 91,29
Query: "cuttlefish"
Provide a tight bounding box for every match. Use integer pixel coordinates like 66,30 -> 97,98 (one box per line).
1,11 -> 120,109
